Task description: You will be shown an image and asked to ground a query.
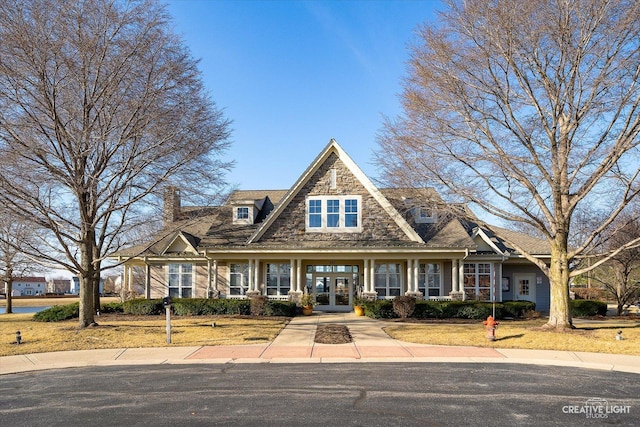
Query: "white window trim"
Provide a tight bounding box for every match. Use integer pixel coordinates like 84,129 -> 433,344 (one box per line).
233,206 -> 253,224
463,262 -> 493,300
305,195 -> 362,233
419,262 -> 442,297
266,263 -> 291,297
167,263 -> 194,298
414,207 -> 437,224
374,263 -> 402,299
229,263 -> 249,297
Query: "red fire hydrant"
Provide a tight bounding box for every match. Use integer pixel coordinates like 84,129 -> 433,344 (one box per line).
483,316 -> 499,341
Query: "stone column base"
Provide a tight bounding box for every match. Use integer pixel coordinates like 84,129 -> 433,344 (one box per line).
245,290 -> 261,298
361,292 -> 378,301
288,290 -> 303,304
449,291 -> 464,301
405,291 -> 423,300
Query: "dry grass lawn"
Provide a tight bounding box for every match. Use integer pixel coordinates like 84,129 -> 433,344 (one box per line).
2,297 -> 639,357
384,318 -> 640,356
0,312 -> 288,357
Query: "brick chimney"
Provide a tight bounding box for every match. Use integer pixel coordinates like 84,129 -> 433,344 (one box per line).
163,186 -> 181,224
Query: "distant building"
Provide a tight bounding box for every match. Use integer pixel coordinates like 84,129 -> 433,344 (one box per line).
47,278 -> 71,294
70,277 -> 104,295
10,277 -> 47,296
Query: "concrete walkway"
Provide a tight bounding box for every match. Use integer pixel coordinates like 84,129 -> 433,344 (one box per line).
2,312 -> 639,375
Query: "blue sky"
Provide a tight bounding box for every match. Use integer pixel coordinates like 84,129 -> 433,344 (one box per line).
166,0 -> 441,190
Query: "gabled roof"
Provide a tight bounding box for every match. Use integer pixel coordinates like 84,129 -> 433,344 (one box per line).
471,227 -> 508,256
247,139 -> 423,244
161,231 -> 200,255
228,190 -> 289,206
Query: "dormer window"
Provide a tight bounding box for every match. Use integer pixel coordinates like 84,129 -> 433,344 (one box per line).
414,207 -> 437,224
233,206 -> 253,224
237,207 -> 249,220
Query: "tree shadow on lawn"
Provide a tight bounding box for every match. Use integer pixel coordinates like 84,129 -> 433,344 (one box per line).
576,323 -> 639,331
494,333 -> 525,341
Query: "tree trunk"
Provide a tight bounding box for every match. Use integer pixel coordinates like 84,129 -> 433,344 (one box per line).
78,233 -> 96,327
5,279 -> 13,314
546,240 -> 573,330
93,264 -> 101,316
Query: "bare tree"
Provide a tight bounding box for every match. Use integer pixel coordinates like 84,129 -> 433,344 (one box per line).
589,215 -> 640,315
376,0 -> 640,330
0,0 -> 232,327
0,208 -> 44,314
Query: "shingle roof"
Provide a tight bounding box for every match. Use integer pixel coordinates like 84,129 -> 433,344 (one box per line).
227,190 -> 289,205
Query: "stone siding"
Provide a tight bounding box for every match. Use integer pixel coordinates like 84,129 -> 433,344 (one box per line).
258,153 -> 412,243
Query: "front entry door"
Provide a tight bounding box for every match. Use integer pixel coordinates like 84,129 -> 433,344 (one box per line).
514,273 -> 536,303
312,274 -> 352,310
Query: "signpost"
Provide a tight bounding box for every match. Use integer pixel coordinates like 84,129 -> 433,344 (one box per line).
163,297 -> 172,344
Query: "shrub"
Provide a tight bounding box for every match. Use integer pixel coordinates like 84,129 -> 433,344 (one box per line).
364,300 -> 396,319
33,303 -> 80,322
393,296 -> 416,319
571,299 -> 608,317
455,303 -> 493,319
250,295 -> 268,316
99,302 -> 123,314
264,300 -> 297,317
572,287 -> 607,300
171,298 -> 208,316
413,300 -> 444,318
122,298 -> 163,315
501,301 -> 536,318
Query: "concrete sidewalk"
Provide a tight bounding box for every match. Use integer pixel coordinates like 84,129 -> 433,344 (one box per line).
2,312 -> 639,375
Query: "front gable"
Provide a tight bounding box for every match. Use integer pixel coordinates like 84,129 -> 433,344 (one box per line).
162,231 -> 200,255
248,140 -> 423,245
471,228 -> 506,255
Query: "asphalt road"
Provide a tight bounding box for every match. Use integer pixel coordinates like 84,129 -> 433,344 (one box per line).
1,363 -> 637,426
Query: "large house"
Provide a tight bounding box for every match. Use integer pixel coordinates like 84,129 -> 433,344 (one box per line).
113,140 -> 551,311
7,276 -> 47,296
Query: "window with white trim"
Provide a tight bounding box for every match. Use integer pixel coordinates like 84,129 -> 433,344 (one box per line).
305,195 -> 362,232
463,263 -> 492,301
229,263 -> 249,295
375,263 -> 402,298
168,263 -> 193,298
266,263 -> 291,296
419,263 -> 442,297
237,207 -> 249,219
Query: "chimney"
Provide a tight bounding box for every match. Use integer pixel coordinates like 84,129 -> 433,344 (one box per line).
163,186 -> 181,224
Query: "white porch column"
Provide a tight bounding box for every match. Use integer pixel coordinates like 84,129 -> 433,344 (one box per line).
496,262 -> 503,302
127,264 -> 133,292
451,259 -> 458,292
212,260 -> 218,296
459,260 -> 465,298
363,259 -> 369,293
290,258 -> 297,292
413,259 -> 420,293
206,258 -> 212,298
297,259 -> 303,292
145,262 -> 151,299
253,259 -> 260,292
370,259 -> 376,293
248,259 -> 255,291
406,259 -> 412,294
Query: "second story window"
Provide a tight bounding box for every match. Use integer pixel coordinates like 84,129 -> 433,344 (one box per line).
305,195 -> 362,233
